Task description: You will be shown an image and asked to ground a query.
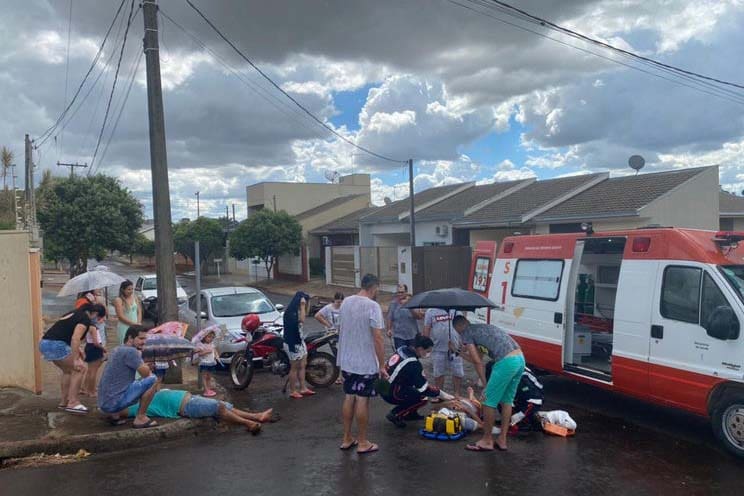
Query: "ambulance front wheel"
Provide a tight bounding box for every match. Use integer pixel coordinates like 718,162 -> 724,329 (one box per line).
712,391 -> 744,458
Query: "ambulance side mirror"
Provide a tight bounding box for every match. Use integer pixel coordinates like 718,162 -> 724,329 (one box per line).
705,306 -> 740,340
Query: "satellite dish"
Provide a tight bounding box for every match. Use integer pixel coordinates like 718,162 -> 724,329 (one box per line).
324,170 -> 340,183
628,155 -> 645,174
383,197 -> 392,205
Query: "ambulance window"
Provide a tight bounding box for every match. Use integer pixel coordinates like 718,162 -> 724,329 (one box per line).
512,259 -> 564,301
661,266 -> 701,324
472,257 -> 490,292
701,273 -> 734,329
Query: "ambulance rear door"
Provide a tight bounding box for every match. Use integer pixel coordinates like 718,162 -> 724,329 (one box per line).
468,241 -> 498,324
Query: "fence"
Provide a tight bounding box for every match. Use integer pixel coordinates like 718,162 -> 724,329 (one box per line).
412,245 -> 472,292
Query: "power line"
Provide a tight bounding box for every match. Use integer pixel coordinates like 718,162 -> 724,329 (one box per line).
447,0 -> 744,106
484,0 -> 744,91
35,0 -> 129,147
185,0 -> 406,164
90,0 -> 138,170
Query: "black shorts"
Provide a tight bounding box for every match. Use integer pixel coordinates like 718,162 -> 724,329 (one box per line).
84,343 -> 104,363
342,371 -> 379,397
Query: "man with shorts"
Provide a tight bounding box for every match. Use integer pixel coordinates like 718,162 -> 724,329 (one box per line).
423,308 -> 463,398
97,325 -> 159,428
453,315 -> 525,452
337,273 -> 388,454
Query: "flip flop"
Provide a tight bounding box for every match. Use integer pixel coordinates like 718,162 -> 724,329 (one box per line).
495,443 -> 508,452
289,392 -> 303,399
357,443 -> 379,455
300,389 -> 316,396
107,418 -> 127,426
339,440 -> 358,451
248,423 -> 262,436
203,390 -> 217,398
465,444 -> 494,452
133,419 -> 158,429
64,404 -> 89,415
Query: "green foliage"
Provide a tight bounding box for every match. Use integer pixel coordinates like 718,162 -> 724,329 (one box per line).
1,146 -> 13,190
36,174 -> 144,276
229,210 -> 302,279
173,217 -> 225,270
132,233 -> 155,258
0,189 -> 14,229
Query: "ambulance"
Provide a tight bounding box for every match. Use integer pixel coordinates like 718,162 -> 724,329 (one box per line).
468,228 -> 744,457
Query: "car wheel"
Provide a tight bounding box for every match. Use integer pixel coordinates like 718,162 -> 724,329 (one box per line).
712,391 -> 744,458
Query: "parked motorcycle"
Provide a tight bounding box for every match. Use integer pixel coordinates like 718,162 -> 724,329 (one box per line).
229,322 -> 339,390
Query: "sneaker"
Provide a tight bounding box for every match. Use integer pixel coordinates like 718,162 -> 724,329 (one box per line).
385,412 -> 407,428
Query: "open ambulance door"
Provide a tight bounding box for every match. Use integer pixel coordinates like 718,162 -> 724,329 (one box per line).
468,241 -> 499,324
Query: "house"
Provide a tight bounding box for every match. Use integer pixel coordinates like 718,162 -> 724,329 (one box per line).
138,220 -> 155,241
294,195 -> 370,259
246,173 -> 371,217
719,190 -> 744,231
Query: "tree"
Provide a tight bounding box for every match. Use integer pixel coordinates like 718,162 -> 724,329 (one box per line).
229,210 -> 302,279
173,216 -> 225,273
1,146 -> 12,190
130,233 -> 155,263
37,174 -> 144,276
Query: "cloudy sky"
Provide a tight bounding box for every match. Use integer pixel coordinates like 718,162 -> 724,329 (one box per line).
2,0 -> 743,219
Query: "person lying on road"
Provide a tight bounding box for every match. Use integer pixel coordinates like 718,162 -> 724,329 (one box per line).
126,388 -> 277,435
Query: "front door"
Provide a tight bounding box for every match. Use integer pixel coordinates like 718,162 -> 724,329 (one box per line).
648,263 -> 741,414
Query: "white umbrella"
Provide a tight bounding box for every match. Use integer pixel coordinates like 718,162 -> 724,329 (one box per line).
57,267 -> 127,297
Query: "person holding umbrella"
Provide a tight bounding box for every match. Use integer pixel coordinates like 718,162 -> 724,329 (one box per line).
98,325 -> 159,428
452,315 -> 524,452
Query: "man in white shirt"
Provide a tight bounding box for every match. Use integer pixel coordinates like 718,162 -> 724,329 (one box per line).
337,274 -> 388,455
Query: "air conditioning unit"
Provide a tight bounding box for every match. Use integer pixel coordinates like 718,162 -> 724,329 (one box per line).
435,225 -> 449,237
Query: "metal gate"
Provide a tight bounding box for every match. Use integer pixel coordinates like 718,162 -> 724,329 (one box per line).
330,246 -> 356,287
412,246 -> 472,292
360,247 -> 399,286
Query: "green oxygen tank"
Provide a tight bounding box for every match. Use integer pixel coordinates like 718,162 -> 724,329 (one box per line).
576,274 -> 588,314
585,275 -> 595,315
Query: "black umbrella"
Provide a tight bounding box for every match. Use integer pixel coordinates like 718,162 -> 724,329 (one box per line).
403,288 -> 497,312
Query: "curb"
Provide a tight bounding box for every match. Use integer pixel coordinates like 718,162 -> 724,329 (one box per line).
0,418 -> 217,461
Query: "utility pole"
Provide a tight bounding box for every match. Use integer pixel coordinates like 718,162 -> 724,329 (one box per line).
272,195 -> 277,213
143,0 -> 178,325
24,134 -> 38,241
232,203 -> 236,222
408,158 -> 416,247
195,191 -> 200,218
225,204 -> 229,226
57,161 -> 87,178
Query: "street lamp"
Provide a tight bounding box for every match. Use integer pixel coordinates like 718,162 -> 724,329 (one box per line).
195,191 -> 200,218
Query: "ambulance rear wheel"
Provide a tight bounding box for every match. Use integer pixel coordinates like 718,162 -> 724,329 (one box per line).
712,392 -> 744,458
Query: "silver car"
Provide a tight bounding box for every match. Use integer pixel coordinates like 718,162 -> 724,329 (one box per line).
179,287 -> 283,364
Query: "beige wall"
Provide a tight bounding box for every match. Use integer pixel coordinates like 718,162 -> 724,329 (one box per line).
0,231 -> 42,393
468,228 -> 528,246
638,166 -> 719,230
246,174 -> 371,216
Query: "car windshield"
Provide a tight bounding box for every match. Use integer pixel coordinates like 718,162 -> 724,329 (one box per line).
210,293 -> 274,317
719,265 -> 744,303
142,278 -> 157,290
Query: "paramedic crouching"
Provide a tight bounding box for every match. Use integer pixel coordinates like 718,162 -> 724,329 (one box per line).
452,315 -> 525,452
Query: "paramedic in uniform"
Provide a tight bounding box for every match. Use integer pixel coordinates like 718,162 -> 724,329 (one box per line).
381,335 -> 451,427
453,315 -> 525,452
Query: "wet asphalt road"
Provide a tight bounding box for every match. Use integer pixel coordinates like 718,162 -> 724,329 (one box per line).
14,261 -> 744,494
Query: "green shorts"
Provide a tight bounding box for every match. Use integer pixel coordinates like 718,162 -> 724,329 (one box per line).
483,354 -> 525,409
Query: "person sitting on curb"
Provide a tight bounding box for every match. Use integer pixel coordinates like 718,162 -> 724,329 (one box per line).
126,389 -> 277,435
97,325 -> 159,428
380,335 -> 454,428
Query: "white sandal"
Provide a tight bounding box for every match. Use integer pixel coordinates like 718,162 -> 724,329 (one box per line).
64,404 -> 89,415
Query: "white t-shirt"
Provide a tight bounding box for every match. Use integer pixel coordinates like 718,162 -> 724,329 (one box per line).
316,303 -> 341,328
337,295 -> 384,375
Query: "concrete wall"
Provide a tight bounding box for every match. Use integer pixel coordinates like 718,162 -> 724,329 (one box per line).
415,221 -> 453,245
467,228 -> 524,246
246,174 -> 371,217
300,195 -> 370,257
638,166 -> 719,230
0,231 -> 42,393
361,220 -> 453,247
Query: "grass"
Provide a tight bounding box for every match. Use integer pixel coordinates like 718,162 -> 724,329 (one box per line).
0,189 -> 16,229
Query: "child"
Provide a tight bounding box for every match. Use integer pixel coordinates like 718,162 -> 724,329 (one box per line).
195,330 -> 218,397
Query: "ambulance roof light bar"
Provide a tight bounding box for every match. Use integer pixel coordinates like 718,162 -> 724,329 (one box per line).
713,231 -> 744,248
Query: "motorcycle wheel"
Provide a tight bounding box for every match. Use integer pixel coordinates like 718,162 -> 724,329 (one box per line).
305,351 -> 339,388
230,351 -> 254,390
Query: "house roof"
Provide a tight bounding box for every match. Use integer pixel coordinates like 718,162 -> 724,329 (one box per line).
720,191 -> 744,216
411,179 -> 531,222
360,183 -> 470,224
310,207 -> 380,234
454,174 -> 604,227
294,195 -> 367,221
534,167 -> 707,223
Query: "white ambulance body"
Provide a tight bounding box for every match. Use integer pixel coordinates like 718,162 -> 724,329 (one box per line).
469,229 -> 744,457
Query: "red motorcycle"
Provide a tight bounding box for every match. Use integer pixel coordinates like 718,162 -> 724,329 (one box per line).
229,319 -> 339,390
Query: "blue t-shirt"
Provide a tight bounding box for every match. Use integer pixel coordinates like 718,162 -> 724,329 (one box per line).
127,389 -> 188,419
388,301 -> 419,340
98,346 -> 143,411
